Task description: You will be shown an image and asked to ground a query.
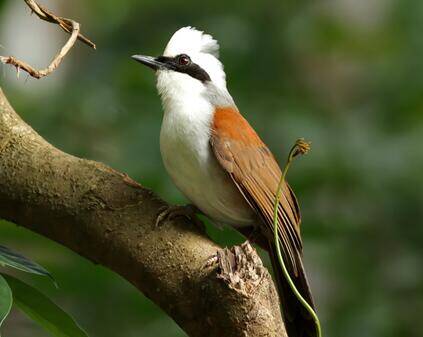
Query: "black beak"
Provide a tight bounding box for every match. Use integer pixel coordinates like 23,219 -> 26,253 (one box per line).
131,55 -> 165,71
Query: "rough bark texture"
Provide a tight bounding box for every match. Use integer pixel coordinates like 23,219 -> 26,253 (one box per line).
0,87 -> 286,337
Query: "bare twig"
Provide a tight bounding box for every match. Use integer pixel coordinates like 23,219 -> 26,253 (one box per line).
0,21 -> 80,79
23,0 -> 95,48
0,0 -> 95,79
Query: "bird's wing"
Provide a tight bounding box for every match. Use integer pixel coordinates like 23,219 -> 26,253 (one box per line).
210,106 -> 303,274
210,106 -> 316,337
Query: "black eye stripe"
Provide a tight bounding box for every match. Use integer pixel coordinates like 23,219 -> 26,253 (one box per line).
180,62 -> 211,83
158,54 -> 211,83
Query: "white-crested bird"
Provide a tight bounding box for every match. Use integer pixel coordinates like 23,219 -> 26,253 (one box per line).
132,27 -> 316,337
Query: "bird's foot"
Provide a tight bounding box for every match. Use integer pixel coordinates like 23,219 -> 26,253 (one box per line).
155,204 -> 203,229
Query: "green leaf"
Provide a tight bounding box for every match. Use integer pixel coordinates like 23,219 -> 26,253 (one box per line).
0,245 -> 56,286
3,275 -> 89,337
0,274 -> 12,329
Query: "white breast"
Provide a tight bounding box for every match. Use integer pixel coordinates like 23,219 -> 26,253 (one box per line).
157,72 -> 254,227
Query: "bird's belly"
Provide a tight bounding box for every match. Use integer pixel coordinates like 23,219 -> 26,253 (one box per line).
160,129 -> 255,227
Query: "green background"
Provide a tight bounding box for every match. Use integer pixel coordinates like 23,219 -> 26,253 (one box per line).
0,0 -> 422,336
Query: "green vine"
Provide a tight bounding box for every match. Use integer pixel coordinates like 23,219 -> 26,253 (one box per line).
272,139 -> 322,337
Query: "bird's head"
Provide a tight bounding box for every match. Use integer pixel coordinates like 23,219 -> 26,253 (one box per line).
132,27 -> 231,107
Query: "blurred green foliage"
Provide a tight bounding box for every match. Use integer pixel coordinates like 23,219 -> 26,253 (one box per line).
0,0 -> 422,336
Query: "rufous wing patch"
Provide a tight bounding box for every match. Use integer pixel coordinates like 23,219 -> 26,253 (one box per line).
213,107 -> 263,146
211,106 -> 303,272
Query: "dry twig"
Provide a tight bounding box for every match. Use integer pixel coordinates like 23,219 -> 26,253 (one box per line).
0,0 -> 95,79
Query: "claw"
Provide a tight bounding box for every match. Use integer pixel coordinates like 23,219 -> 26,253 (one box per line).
155,206 -> 173,227
155,204 -> 203,228
202,253 -> 219,270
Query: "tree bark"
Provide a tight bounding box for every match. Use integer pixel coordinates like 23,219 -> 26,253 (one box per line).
0,87 -> 286,337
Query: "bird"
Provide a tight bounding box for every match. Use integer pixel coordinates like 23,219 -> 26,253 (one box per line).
132,27 -> 316,337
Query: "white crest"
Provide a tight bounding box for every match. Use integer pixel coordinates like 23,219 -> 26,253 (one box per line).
157,26 -> 233,117
163,26 -> 220,58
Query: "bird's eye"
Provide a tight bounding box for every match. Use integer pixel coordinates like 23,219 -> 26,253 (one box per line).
178,54 -> 191,66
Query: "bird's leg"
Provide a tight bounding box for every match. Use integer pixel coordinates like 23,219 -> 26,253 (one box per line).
155,204 -> 204,229
237,225 -> 268,251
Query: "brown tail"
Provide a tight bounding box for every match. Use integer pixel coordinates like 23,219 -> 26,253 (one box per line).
268,240 -> 317,337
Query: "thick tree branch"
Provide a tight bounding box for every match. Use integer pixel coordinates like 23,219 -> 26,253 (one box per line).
0,88 -> 286,337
